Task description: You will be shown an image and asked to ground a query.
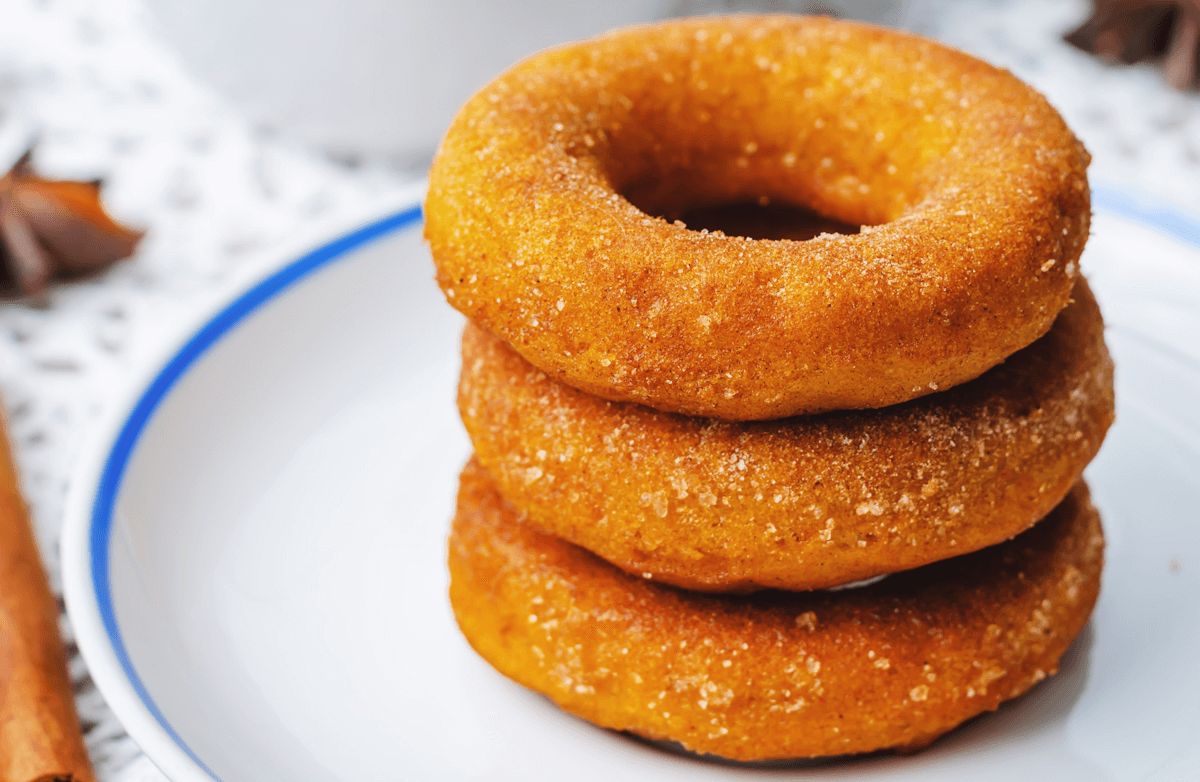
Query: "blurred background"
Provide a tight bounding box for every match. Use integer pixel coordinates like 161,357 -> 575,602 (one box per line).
0,0 -> 1196,778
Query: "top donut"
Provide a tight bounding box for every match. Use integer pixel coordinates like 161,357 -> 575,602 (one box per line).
426,15 -> 1090,420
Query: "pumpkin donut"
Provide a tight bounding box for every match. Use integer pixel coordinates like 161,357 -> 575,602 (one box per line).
449,461 -> 1103,762
459,281 -> 1113,592
426,15 -> 1091,420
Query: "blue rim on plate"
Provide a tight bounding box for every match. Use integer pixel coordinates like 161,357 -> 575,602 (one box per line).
83,189 -> 1199,779
88,205 -> 422,779
1092,187 -> 1200,247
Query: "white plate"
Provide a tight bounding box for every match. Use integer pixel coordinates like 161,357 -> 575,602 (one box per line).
62,184 -> 1200,782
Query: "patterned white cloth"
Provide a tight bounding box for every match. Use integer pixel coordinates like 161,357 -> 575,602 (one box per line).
0,0 -> 1194,778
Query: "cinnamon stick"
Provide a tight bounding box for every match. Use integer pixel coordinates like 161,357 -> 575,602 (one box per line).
0,414 -> 93,782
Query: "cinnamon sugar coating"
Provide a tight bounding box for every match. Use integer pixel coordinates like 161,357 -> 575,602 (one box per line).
459,281 -> 1113,592
426,15 -> 1092,420
449,462 -> 1103,762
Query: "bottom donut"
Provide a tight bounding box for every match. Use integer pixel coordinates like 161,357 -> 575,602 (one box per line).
448,459 -> 1104,761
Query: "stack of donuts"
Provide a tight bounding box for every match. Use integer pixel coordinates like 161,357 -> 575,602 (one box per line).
426,15 -> 1114,762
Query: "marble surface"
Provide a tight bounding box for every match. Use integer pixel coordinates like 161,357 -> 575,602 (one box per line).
0,0 -> 1195,779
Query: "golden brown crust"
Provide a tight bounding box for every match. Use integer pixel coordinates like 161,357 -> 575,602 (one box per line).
449,462 -> 1103,762
427,15 -> 1091,420
459,281 -> 1114,591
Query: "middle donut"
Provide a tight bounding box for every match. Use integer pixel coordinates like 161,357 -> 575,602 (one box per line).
459,281 -> 1114,593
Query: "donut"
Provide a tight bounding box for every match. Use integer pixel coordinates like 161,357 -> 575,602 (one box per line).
426,15 -> 1091,420
459,281 -> 1113,592
449,461 -> 1103,762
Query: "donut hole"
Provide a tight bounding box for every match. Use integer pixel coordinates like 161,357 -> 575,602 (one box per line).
676,200 -> 861,241
613,156 -> 866,239
615,159 -> 897,238
604,104 -> 936,237
587,27 -> 970,235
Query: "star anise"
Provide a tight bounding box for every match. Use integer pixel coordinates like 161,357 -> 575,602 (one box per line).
1066,0 -> 1200,90
0,152 -> 143,297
